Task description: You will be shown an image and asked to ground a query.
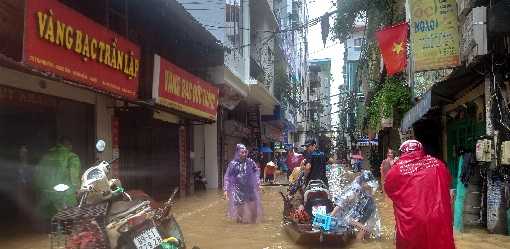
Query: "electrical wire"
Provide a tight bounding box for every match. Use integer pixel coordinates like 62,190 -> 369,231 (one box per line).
309,41 -> 343,55
491,55 -> 510,132
296,129 -> 342,134
180,0 -> 321,34
176,0 -> 317,92
298,92 -> 346,104
295,109 -> 341,124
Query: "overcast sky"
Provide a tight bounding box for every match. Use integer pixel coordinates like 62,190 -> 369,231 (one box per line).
307,0 -> 344,128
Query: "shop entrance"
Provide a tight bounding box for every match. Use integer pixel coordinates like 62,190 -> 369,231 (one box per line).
447,118 -> 485,188
0,86 -> 95,229
118,109 -> 180,201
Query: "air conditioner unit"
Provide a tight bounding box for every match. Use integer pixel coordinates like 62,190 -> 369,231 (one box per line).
501,141 -> 510,165
457,0 -> 473,17
476,138 -> 493,162
460,7 -> 487,65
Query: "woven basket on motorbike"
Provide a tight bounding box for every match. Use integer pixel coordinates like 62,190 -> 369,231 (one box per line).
50,202 -> 110,249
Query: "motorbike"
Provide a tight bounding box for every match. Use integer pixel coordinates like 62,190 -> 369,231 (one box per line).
192,171 -> 207,192
303,180 -> 334,217
51,140 -> 187,249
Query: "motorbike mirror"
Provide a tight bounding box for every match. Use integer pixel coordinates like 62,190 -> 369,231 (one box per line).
96,140 -> 106,152
54,184 -> 70,192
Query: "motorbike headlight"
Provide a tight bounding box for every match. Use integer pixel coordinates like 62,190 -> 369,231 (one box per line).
86,168 -> 104,181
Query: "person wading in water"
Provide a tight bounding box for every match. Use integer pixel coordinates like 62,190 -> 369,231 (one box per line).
223,144 -> 263,223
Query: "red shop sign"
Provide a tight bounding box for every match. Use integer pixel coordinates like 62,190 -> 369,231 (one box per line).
152,55 -> 219,120
23,0 -> 140,99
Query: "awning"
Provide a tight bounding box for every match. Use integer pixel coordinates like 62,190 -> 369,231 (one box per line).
401,68 -> 483,130
246,80 -> 279,116
401,90 -> 433,130
211,66 -> 249,110
259,146 -> 273,153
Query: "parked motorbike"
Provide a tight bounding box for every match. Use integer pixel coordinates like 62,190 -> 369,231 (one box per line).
51,140 -> 187,249
193,171 -> 207,192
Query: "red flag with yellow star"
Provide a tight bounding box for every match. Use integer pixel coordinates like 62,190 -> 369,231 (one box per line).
375,22 -> 409,76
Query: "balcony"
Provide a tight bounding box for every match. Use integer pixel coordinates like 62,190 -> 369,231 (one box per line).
309,72 -> 320,88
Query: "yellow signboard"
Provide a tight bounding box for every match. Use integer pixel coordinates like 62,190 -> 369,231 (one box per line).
410,0 -> 461,71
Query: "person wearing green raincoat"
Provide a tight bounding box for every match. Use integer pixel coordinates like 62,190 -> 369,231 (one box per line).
34,137 -> 81,220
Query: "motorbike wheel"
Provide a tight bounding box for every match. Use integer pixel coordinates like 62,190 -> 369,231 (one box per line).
159,215 -> 186,249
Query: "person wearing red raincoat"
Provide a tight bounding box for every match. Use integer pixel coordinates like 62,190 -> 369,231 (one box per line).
384,140 -> 455,249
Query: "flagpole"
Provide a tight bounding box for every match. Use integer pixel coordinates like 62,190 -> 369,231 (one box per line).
405,0 -> 416,105
409,42 -> 415,105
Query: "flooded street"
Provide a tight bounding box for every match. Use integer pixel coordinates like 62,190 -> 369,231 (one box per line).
1,186 -> 509,249
172,186 -> 396,249
173,186 -> 510,249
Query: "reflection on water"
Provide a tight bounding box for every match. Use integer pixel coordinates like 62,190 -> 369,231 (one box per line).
173,186 -> 510,249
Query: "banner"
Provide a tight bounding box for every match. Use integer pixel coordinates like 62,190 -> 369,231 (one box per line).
153,55 -> 219,120
23,0 -> 140,99
410,0 -> 461,71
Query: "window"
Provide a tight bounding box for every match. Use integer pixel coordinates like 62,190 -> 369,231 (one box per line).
107,0 -> 128,36
353,37 -> 363,51
226,0 -> 242,50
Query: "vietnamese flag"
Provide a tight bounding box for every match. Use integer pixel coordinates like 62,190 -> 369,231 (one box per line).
375,22 -> 409,76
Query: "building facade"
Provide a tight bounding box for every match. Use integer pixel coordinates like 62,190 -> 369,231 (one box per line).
342,25 -> 366,151
0,0 -> 225,230
179,0 -> 312,168
295,58 -> 331,151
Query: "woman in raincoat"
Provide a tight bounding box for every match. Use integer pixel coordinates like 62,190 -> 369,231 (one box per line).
385,140 -> 455,249
223,144 -> 263,223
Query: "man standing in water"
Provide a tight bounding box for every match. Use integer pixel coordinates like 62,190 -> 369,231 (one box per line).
224,144 -> 262,223
303,139 -> 328,186
385,140 -> 455,249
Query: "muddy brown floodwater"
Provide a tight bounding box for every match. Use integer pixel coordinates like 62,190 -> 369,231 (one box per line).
1,186 -> 509,249
173,186 -> 510,249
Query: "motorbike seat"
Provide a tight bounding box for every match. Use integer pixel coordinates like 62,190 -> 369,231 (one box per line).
107,200 -> 148,222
